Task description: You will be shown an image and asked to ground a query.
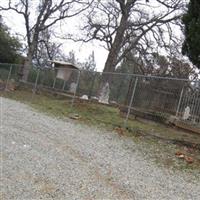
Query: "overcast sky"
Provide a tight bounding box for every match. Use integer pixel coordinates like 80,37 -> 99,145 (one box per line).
1,7 -> 108,71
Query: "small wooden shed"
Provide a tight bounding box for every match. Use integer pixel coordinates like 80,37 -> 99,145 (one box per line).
50,60 -> 79,81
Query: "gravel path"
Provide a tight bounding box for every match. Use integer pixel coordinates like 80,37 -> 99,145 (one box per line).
1,97 -> 200,200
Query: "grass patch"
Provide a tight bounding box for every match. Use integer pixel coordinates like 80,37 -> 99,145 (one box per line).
1,88 -> 200,172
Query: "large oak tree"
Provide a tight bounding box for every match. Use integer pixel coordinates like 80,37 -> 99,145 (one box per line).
76,0 -> 186,83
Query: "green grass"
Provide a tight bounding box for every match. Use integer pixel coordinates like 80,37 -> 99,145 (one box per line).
1,88 -> 200,172
1,88 -> 146,130
2,88 -> 200,145
1,89 -> 167,134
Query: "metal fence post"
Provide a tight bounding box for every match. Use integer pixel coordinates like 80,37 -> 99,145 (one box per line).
62,80 -> 66,91
5,65 -> 13,91
31,69 -> 40,100
89,71 -> 96,100
71,70 -> 81,108
124,77 -> 138,127
52,77 -> 56,89
176,86 -> 184,117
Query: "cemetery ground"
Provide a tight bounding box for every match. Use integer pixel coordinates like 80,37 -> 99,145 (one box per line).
1,89 -> 200,199
2,88 -> 200,170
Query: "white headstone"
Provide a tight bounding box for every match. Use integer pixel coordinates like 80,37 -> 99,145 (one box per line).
183,106 -> 190,120
99,82 -> 110,104
69,82 -> 77,93
80,95 -> 88,100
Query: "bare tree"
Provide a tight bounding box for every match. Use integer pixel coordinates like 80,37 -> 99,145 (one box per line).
71,0 -> 187,83
35,28 -> 62,67
0,0 -> 93,81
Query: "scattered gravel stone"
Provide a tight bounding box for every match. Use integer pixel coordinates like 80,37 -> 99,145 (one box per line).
1,97 -> 200,199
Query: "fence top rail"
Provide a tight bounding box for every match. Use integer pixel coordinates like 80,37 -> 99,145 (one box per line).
0,62 -> 199,83
90,71 -> 199,82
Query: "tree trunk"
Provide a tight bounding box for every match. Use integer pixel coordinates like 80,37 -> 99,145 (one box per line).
22,46 -> 34,82
98,14 -> 129,99
103,14 -> 128,76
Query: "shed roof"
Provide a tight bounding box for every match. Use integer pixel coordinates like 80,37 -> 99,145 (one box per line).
50,60 -> 79,70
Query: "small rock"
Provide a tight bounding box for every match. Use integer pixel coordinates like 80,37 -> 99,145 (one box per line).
69,114 -> 81,120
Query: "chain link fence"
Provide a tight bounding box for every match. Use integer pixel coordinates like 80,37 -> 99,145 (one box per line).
176,84 -> 200,124
1,63 -> 200,128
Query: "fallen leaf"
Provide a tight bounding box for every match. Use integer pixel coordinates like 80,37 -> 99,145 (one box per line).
177,154 -> 185,159
175,151 -> 185,159
185,156 -> 194,164
115,127 -> 125,137
175,151 -> 183,156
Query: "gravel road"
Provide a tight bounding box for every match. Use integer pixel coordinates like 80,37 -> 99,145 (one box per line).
1,97 -> 200,200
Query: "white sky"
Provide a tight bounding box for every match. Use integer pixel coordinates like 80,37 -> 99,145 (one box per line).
1,8 -> 108,71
